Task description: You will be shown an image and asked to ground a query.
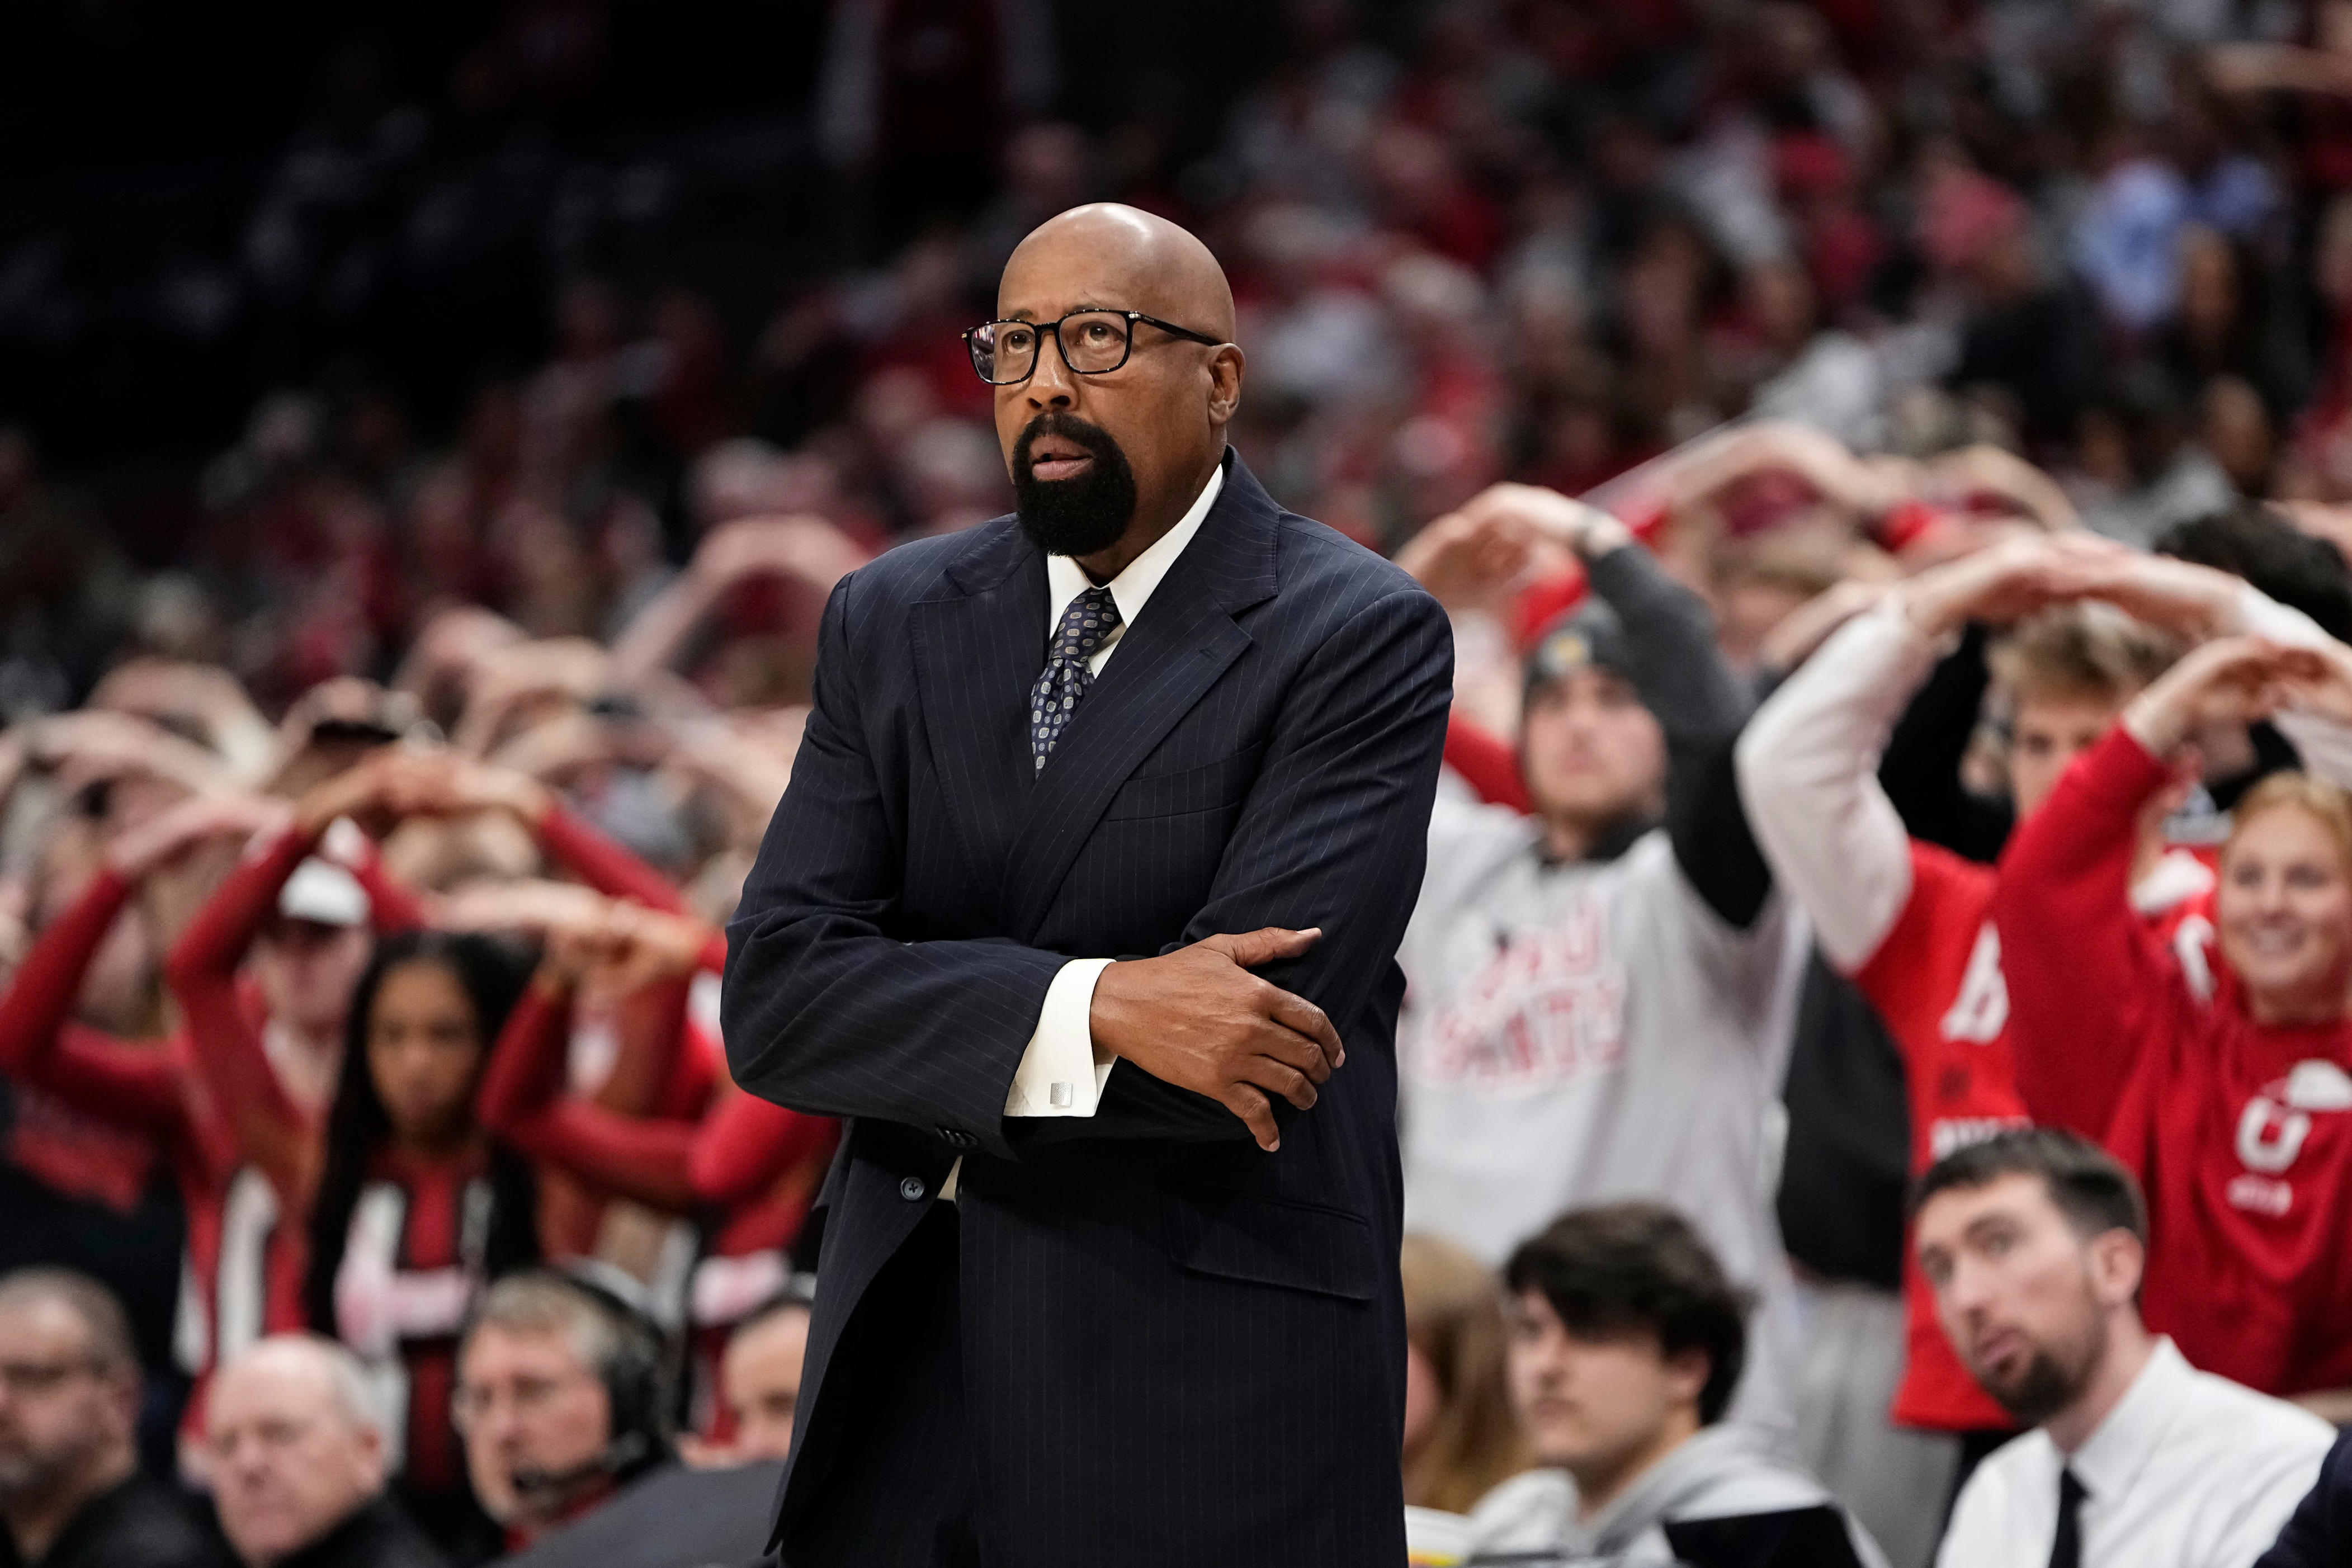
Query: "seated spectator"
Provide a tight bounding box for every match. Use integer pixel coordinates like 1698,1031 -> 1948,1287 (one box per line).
705,1285 -> 812,1465
0,1268 -> 220,1568
1994,634 -> 2352,1408
205,1336 -> 445,1568
1918,1130 -> 2332,1567
1400,1234 -> 1532,1514
1395,484 -> 1805,1429
1466,1203 -> 1885,1565
451,1272 -> 670,1555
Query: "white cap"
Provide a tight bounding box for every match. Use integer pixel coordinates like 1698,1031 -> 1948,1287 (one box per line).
278,858 -> 370,928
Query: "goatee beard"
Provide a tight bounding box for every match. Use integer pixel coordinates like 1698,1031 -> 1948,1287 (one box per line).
1981,1340 -> 2094,1427
1012,413 -> 1138,557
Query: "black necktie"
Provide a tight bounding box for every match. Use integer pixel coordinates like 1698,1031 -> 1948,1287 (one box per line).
1030,585 -> 1122,769
2048,1467 -> 2087,1568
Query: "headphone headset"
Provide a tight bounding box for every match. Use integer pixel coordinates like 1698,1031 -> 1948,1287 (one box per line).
492,1263 -> 673,1499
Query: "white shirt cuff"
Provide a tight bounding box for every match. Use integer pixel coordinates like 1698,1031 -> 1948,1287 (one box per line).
1004,958 -> 1116,1117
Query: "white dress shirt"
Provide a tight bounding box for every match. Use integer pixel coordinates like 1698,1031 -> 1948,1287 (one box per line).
984,461 -> 1227,1135
1938,1338 -> 2332,1568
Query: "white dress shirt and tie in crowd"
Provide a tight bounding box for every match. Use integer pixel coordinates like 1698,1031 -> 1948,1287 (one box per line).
1912,1131 -> 2335,1568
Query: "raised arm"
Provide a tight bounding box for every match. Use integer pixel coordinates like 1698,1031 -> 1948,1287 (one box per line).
1738,541 -> 2069,970
1586,524 -> 1769,925
611,515 -> 871,687
0,872 -> 184,1131
327,819 -> 428,935
476,941 -> 700,1213
379,750 -> 689,914
1448,481 -> 1774,923
1738,608 -> 1935,971
163,765 -> 395,1199
1656,419 -> 1912,523
2,795 -> 280,1134
2042,540 -> 2352,788
1994,638 -> 2299,1137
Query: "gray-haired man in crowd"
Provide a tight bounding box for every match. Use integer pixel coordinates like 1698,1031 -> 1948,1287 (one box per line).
0,1268 -> 219,1568
204,1336 -> 445,1568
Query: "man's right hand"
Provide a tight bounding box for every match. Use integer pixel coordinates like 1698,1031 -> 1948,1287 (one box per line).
1088,927 -> 1344,1153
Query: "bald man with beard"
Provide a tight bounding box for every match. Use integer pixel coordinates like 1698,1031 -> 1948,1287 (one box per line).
724,204 -> 1453,1565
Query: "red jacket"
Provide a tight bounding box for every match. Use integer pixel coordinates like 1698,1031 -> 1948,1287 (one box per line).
1996,728 -> 2352,1398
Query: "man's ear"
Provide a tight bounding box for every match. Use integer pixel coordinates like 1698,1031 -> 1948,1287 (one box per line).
102,1369 -> 141,1443
2087,1226 -> 2146,1310
1663,1346 -> 1711,1413
355,1419 -> 389,1491
1206,344 -> 1245,428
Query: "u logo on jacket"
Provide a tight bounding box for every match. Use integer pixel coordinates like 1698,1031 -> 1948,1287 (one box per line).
2237,1095 -> 2312,1176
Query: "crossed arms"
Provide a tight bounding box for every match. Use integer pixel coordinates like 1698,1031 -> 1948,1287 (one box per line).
721,566 -> 1453,1156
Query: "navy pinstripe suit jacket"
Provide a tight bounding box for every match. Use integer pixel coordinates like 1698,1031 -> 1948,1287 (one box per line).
722,452 -> 1452,1565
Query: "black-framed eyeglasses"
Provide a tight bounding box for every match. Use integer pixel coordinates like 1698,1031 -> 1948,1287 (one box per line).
964,310 -> 1224,386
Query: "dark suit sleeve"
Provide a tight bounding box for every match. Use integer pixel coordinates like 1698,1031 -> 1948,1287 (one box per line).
1584,545 -> 1772,928
1015,583 -> 1454,1145
722,573 -> 1066,1160
2255,1429 -> 2352,1568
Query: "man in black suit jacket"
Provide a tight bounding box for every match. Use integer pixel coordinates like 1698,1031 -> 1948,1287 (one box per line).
722,203 -> 1453,1567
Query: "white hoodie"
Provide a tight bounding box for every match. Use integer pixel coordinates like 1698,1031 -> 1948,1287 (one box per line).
1467,1424 -> 1891,1565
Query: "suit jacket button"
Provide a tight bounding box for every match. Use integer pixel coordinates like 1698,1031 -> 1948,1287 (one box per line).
900,1176 -> 927,1202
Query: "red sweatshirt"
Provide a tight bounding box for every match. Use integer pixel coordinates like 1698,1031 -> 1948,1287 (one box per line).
0,870 -> 297,1421
478,977 -> 837,1430
1996,728 -> 2352,1397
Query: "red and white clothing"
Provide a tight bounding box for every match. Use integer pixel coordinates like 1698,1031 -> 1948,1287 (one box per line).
166,823 -> 424,1203
173,827 -> 504,1499
333,1144 -> 494,1495
171,801 -> 698,1474
1996,727 -> 2352,1398
0,870 -> 304,1436
479,972 -> 838,1433
1738,601 -> 2236,1430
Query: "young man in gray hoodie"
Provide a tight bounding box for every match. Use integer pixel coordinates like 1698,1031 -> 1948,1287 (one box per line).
1396,484 -> 1807,1429
1469,1203 -> 1887,1566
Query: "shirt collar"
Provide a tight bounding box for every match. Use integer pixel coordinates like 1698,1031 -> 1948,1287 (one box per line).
2067,1337 -> 2195,1506
1045,457 -> 1224,635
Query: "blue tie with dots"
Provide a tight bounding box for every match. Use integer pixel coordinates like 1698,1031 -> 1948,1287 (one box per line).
1031,585 -> 1122,769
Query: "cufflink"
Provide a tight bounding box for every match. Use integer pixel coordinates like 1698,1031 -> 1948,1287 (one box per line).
1050,1081 -> 1075,1108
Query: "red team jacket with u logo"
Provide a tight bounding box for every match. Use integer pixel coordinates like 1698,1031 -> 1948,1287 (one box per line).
1996,729 -> 2352,1400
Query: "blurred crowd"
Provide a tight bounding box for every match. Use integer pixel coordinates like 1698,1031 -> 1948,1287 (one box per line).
23,0 -> 2352,1564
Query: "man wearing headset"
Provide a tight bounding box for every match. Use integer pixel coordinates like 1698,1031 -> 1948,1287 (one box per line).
451,1271 -> 669,1556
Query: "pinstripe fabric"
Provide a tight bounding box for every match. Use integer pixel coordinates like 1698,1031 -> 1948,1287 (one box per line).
722,453 -> 1453,1567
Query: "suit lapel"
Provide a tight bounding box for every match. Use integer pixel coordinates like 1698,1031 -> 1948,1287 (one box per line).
908,522 -> 1047,911
998,456 -> 1283,943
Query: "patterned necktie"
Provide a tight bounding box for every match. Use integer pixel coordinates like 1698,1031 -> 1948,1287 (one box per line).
2047,1467 -> 2086,1568
1030,585 -> 1122,769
